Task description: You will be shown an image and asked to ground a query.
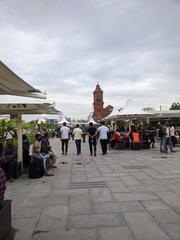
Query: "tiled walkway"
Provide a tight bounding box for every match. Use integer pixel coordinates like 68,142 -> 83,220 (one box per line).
5,138 -> 180,240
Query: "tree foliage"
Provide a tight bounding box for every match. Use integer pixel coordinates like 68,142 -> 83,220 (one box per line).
169,102 -> 180,110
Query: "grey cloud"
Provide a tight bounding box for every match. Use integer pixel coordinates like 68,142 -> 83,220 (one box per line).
0,0 -> 180,118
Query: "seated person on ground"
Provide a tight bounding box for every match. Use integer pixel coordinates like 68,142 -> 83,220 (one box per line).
0,167 -> 6,209
0,137 -> 17,182
129,127 -> 140,149
110,129 -> 122,148
30,134 -> 54,178
41,132 -> 57,167
140,129 -> 149,148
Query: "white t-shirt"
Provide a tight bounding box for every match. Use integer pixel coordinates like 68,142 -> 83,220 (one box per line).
60,126 -> 70,139
98,125 -> 109,139
170,126 -> 175,136
73,128 -> 82,140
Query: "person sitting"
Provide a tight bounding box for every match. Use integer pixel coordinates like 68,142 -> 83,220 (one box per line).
0,167 -> 6,209
110,129 -> 122,148
29,134 -> 54,178
140,129 -> 149,149
0,137 -> 17,182
22,134 -> 30,167
41,132 -> 57,168
129,128 -> 140,150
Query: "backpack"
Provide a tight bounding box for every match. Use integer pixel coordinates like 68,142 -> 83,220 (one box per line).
158,127 -> 164,138
28,157 -> 44,179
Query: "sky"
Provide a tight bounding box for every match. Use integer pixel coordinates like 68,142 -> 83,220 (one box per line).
0,0 -> 180,120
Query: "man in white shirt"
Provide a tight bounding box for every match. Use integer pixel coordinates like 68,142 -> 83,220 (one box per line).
98,121 -> 109,155
72,124 -> 82,155
60,122 -> 70,155
170,124 -> 176,148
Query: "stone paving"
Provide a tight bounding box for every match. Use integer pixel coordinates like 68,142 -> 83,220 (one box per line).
5,138 -> 180,240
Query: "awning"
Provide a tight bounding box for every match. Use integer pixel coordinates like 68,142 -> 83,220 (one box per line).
0,61 -> 46,99
0,95 -> 60,165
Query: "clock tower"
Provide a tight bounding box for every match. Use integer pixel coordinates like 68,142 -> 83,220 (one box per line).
92,83 -> 113,120
93,83 -> 104,119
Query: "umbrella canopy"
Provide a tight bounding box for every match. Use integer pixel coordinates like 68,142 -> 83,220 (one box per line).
0,95 -> 59,114
0,61 -> 46,99
0,95 -> 60,165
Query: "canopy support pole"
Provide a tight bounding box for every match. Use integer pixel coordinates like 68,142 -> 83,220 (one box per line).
17,112 -> 23,168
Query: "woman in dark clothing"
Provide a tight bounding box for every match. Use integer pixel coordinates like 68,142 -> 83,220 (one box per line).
22,134 -> 30,167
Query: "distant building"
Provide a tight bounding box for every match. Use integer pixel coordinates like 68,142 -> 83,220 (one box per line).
93,83 -> 113,119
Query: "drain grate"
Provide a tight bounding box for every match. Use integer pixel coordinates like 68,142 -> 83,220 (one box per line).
122,165 -> 151,170
71,181 -> 107,189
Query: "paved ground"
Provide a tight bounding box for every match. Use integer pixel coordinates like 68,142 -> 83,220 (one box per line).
5,138 -> 180,240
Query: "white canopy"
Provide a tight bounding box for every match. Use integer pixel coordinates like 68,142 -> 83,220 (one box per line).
0,95 -> 59,115
87,118 -> 97,125
58,115 -> 70,125
116,99 -> 151,118
0,61 -> 46,99
0,95 -> 60,166
104,107 -> 120,120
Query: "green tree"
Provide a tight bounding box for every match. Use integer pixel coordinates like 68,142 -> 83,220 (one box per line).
169,102 -> 180,110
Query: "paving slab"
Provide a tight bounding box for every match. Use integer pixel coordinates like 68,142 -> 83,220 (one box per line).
99,226 -> 136,240
68,213 -> 126,229
4,138 -> 180,239
69,193 -> 93,215
124,211 -> 171,240
160,223 -> 180,240
93,201 -> 144,214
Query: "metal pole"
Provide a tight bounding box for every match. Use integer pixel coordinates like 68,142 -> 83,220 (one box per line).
17,112 -> 23,168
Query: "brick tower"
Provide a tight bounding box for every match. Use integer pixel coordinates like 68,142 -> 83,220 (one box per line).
93,83 -> 104,119
93,83 -> 113,119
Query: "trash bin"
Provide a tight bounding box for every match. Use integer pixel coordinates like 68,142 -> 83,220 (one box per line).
0,200 -> 12,240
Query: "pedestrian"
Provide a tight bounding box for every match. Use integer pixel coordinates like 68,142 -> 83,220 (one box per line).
72,124 -> 82,155
81,124 -> 87,143
97,121 -> 109,155
0,137 -> 17,182
60,122 -> 70,155
170,123 -> 176,148
87,122 -> 97,156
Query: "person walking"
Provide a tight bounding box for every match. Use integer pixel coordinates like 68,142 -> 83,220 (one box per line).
87,122 -> 97,156
97,121 -> 109,155
60,122 -> 70,155
72,124 -> 82,155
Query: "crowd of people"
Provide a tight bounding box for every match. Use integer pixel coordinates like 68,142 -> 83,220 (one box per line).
0,120 -> 179,187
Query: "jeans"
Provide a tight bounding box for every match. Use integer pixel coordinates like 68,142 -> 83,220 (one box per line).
61,139 -> 69,154
88,138 -> 97,155
75,140 -> 81,154
100,139 -> 108,154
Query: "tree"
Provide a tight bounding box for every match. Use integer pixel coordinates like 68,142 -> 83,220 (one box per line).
169,102 -> 180,110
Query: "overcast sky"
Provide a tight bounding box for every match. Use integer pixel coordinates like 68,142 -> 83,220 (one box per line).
1,0 -> 180,119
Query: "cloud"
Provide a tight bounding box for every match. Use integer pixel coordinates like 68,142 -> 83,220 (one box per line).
0,0 -> 180,118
